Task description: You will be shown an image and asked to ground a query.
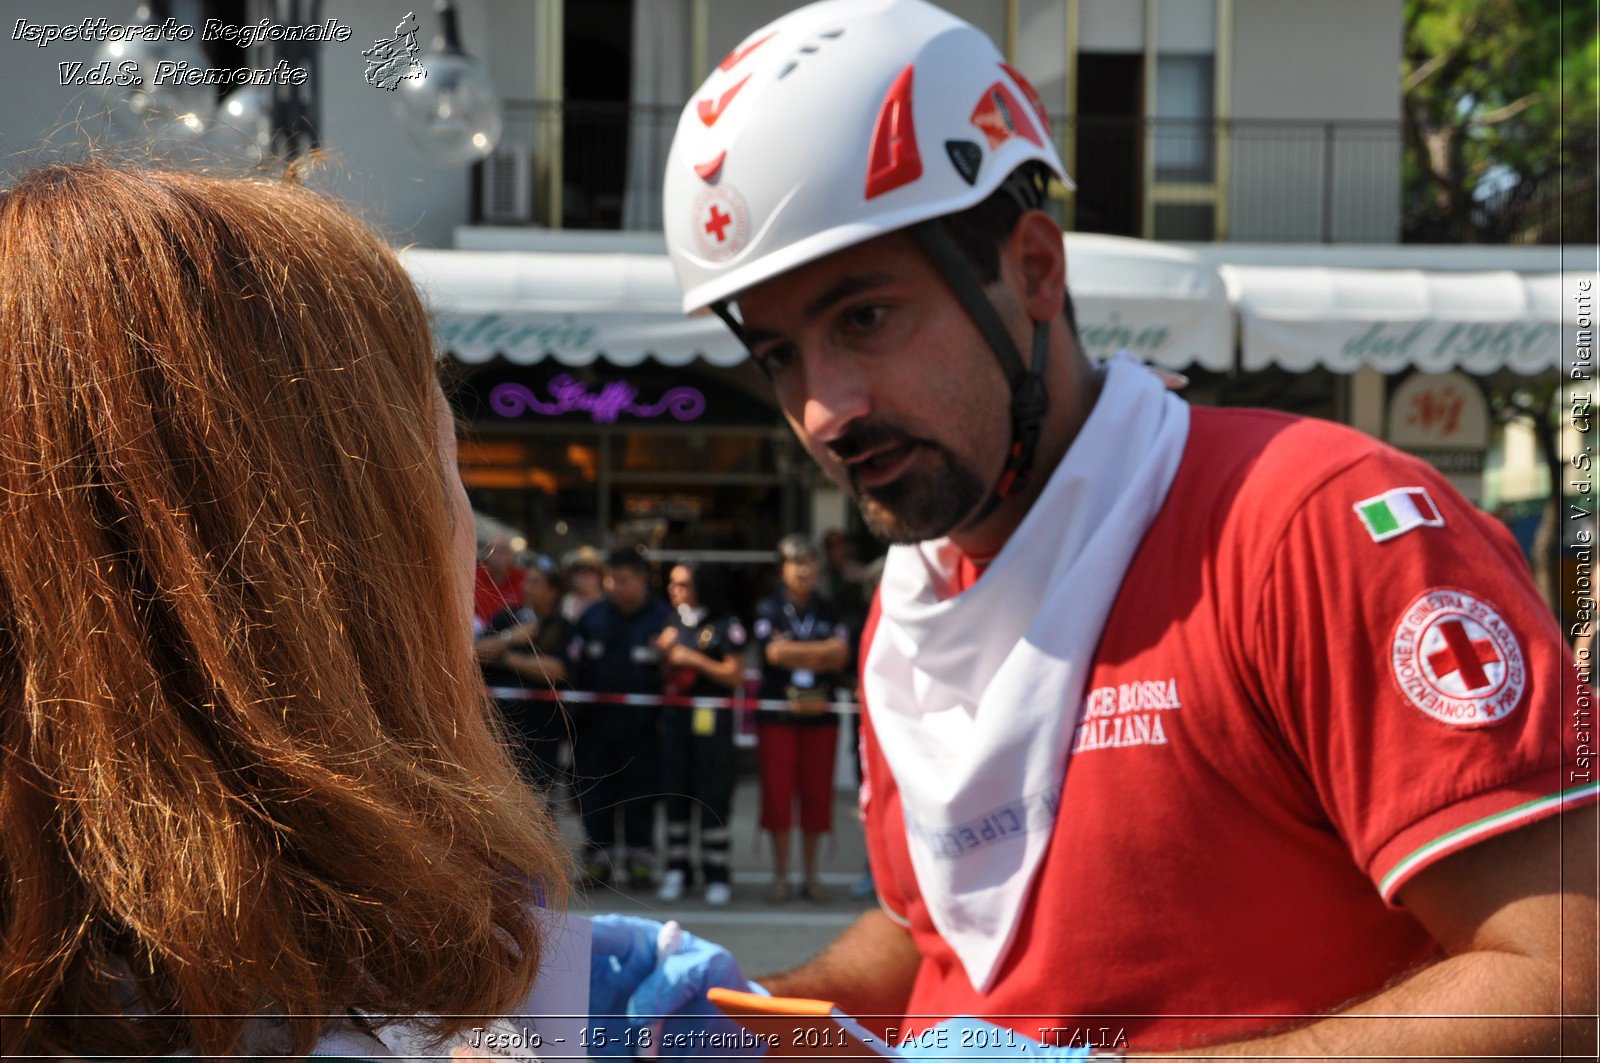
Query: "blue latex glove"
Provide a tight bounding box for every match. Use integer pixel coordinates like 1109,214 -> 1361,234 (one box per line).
589,914 -> 660,1052
898,1018 -> 1094,1061
588,914 -> 768,1059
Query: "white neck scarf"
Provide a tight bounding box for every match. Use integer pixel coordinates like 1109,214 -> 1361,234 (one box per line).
862,356 -> 1190,992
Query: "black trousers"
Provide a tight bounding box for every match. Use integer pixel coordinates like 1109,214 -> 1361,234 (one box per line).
658,705 -> 736,883
571,717 -> 657,854
499,696 -> 568,795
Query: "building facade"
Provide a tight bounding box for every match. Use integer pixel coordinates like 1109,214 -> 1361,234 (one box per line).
3,0 -> 1580,589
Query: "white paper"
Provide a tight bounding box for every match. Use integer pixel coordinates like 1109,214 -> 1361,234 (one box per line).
373,909 -> 593,1062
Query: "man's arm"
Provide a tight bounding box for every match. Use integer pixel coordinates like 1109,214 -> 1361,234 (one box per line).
764,636 -> 851,672
502,649 -> 567,685
684,646 -> 744,688
474,620 -> 537,664
1165,807 -> 1598,1061
758,908 -> 924,1040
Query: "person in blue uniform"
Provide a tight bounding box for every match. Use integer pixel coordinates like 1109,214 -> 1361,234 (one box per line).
655,562 -> 747,905
568,546 -> 673,888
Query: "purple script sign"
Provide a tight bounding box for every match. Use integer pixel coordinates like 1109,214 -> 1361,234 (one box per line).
490,376 -> 707,424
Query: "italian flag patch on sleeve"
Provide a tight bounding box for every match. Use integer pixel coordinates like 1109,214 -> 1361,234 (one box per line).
1354,487 -> 1444,542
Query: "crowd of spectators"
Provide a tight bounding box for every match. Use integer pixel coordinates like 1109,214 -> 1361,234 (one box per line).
471,531 -> 878,905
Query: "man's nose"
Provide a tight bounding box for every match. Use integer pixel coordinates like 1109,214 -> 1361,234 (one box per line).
798,346 -> 870,445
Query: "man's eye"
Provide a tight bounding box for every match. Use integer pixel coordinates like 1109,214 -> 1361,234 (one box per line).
843,305 -> 888,333
753,344 -> 796,373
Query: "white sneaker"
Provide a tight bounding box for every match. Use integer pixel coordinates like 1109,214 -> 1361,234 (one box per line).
656,869 -> 686,902
704,881 -> 732,906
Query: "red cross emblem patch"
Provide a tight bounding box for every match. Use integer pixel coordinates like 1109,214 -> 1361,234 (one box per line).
1391,589 -> 1526,727
690,184 -> 749,261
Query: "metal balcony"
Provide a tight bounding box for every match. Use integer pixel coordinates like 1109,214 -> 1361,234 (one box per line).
474,102 -> 1569,245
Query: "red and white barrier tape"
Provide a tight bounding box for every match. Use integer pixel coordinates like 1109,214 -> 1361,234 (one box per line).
485,686 -> 860,715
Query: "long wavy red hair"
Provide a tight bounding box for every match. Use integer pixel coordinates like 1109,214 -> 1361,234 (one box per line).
0,163 -> 570,1057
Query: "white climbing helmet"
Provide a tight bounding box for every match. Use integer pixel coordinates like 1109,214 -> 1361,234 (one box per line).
663,0 -> 1072,314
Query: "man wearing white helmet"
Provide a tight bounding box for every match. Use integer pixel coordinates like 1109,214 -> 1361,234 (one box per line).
589,1 -> 1596,1058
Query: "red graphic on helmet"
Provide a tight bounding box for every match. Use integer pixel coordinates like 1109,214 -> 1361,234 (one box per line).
1000,62 -> 1052,136
697,74 -> 751,127
719,30 -> 776,72
694,151 -> 727,182
970,80 -> 1043,150
864,64 -> 923,200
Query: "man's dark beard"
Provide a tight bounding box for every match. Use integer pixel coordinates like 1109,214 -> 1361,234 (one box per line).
829,421 -> 989,544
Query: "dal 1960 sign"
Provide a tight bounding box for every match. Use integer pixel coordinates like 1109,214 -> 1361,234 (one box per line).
489,376 -> 707,424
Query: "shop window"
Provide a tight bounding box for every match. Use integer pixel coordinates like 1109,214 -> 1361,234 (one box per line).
460,434 -> 603,553
615,430 -> 782,475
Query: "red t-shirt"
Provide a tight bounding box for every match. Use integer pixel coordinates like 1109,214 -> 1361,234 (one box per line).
859,407 -> 1594,1052
474,565 -> 525,625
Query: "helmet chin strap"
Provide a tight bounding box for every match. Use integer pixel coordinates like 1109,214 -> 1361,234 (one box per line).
909,219 -> 1051,528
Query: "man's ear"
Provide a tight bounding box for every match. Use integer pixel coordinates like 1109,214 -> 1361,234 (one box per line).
1006,209 -> 1067,324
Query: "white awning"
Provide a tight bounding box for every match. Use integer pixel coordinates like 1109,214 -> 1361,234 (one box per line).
402,233 -> 1233,372
1222,265 -> 1586,375
403,249 -> 745,367
1065,234 -> 1233,371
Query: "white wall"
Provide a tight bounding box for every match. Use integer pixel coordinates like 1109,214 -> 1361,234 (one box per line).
317,0 -> 494,247
1231,0 -> 1401,121
0,0 -> 130,168
1016,0 -> 1070,115
1228,0 -> 1402,242
0,0 -> 524,248
1080,0 -> 1143,52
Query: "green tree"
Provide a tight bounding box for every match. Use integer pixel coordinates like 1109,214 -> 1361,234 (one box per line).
1487,373 -> 1564,609
1402,0 -> 1597,243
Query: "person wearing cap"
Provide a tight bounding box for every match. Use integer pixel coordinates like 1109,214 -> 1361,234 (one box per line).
751,534 -> 852,903
561,545 -> 606,623
474,553 -> 573,794
587,0 -> 1595,1059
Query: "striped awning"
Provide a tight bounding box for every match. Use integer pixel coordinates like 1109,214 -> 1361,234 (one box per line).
1221,265 -> 1586,375
402,232 -> 1235,372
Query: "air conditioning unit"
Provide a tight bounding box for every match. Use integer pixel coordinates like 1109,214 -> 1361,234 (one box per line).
480,144 -> 533,223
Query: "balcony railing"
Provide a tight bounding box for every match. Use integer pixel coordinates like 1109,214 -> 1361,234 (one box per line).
475,101 -> 1560,245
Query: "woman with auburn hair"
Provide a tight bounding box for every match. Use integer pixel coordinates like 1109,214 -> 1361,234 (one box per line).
0,163 -> 571,1058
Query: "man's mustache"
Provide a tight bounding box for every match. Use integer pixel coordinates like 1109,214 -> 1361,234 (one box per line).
826,421 -> 929,465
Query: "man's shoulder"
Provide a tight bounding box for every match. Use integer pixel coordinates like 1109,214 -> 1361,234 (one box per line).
1181,406 -> 1429,513
574,599 -> 611,631
1189,406 -> 1390,476
1161,407 -> 1462,575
